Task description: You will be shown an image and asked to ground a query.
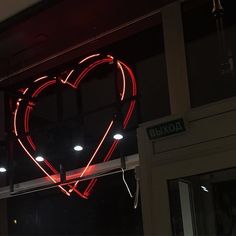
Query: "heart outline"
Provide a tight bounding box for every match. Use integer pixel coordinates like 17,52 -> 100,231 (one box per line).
13,54 -> 137,198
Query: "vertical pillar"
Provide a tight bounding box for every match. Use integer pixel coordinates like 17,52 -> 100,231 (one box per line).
162,1 -> 190,114
137,127 -> 154,235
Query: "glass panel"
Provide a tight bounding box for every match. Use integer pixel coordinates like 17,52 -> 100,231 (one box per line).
101,23 -> 170,122
0,171 -> 143,235
0,21 -> 169,183
169,168 -> 236,236
0,15 -> 168,236
182,0 -> 236,107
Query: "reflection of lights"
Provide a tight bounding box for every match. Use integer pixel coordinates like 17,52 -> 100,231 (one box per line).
113,133 -> 123,140
35,156 -> 44,162
0,167 -> 7,173
73,145 -> 83,151
13,219 -> 17,224
201,185 -> 209,192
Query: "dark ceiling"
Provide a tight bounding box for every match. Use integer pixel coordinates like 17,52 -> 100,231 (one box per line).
0,0 -> 177,86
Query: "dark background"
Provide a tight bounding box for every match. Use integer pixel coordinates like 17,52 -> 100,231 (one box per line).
1,0 -> 236,235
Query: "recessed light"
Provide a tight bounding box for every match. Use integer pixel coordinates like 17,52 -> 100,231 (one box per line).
0,167 -> 7,173
73,145 -> 83,151
113,133 -> 123,140
35,156 -> 44,162
201,185 -> 209,192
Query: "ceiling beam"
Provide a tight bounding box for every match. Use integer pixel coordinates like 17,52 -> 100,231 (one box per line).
0,153 -> 139,199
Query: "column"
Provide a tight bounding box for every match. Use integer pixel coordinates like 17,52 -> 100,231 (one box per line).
162,1 -> 190,114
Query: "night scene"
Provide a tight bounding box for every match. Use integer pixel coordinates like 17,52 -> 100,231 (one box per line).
1,0 -> 236,235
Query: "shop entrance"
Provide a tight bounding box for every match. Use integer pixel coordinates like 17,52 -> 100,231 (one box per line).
137,97 -> 236,235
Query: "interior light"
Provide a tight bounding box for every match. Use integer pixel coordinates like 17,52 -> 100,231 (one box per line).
113,133 -> 123,140
201,185 -> 209,192
35,156 -> 44,162
0,167 -> 7,173
74,145 -> 83,151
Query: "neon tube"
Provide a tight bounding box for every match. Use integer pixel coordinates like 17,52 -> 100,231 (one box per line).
74,58 -> 112,88
15,81 -> 70,196
14,54 -> 137,199
118,61 -> 126,100
34,76 -> 48,83
83,61 -> 137,196
44,159 -> 87,199
13,103 -> 19,137
60,69 -> 75,88
83,179 -> 97,197
69,57 -> 136,194
83,141 -> 118,197
32,80 -> 56,98
26,136 -> 36,151
23,88 -> 29,95
17,139 -> 70,196
69,121 -> 114,192
79,54 -> 100,64
44,159 -> 58,175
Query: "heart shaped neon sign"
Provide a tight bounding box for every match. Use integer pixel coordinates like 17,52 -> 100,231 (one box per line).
13,54 -> 137,198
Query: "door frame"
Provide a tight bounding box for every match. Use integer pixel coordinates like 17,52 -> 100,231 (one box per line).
137,97 -> 236,235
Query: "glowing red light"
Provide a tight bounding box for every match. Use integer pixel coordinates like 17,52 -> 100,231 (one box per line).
70,121 -> 114,193
32,80 -> 56,98
17,138 -> 70,196
78,53 -> 100,64
14,54 -> 137,198
34,76 -> 48,83
84,179 -> 97,197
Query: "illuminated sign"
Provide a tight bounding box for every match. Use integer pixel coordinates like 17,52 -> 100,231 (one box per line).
147,118 -> 186,140
14,54 -> 137,198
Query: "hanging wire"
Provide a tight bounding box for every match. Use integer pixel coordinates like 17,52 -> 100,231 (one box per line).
134,166 -> 140,209
134,180 -> 139,209
121,168 -> 133,198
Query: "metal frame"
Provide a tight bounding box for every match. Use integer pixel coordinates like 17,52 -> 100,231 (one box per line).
0,153 -> 139,199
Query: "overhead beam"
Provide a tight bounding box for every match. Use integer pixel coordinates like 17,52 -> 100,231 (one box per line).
0,9 -> 161,85
0,153 -> 139,199
162,1 -> 190,114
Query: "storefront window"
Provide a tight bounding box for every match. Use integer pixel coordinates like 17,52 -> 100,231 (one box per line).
182,0 -> 236,107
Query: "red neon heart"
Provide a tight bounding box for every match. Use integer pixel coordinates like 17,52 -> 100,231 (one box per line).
14,54 -> 137,198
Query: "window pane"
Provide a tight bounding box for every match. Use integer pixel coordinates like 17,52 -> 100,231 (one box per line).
182,0 -> 236,107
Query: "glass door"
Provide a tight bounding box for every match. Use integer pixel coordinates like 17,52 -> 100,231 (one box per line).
169,168 -> 236,236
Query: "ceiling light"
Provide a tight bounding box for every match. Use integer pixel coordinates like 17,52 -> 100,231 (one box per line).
201,185 -> 209,192
74,145 -> 83,151
35,156 -> 44,162
0,167 -> 7,173
113,133 -> 123,140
